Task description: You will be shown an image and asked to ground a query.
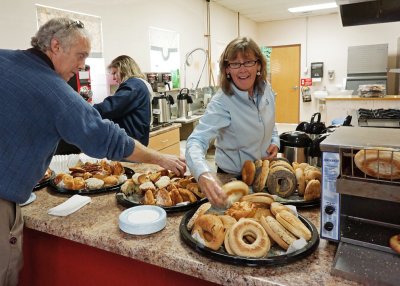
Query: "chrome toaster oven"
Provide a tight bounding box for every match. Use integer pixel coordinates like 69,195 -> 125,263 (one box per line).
319,126 -> 400,285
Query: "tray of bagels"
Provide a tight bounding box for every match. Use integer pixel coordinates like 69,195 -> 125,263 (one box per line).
49,159 -> 134,194
241,158 -> 322,207
116,170 -> 207,213
180,181 -> 319,266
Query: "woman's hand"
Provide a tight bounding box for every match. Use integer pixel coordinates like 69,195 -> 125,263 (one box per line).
198,172 -> 227,208
263,144 -> 279,160
158,154 -> 186,177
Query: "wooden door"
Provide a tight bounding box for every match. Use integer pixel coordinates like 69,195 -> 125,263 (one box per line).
269,45 -> 300,123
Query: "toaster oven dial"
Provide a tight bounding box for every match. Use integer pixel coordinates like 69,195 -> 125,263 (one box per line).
324,205 -> 335,215
324,222 -> 334,231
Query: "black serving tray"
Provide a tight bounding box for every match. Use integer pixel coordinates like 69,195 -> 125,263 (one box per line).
274,192 -> 320,208
33,170 -> 55,191
49,167 -> 134,195
116,191 -> 208,213
179,206 -> 320,266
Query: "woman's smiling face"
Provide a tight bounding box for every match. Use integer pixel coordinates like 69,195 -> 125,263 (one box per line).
226,51 -> 260,97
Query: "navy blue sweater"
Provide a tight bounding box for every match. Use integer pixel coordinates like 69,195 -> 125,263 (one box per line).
93,77 -> 151,146
0,49 -> 134,203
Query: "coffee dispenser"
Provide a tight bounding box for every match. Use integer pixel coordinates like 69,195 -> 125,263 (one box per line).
177,88 -> 193,119
152,93 -> 174,124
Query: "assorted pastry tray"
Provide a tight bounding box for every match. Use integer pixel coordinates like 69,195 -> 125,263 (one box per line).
180,206 -> 319,266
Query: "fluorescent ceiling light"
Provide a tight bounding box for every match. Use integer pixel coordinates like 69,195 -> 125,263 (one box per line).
288,2 -> 338,13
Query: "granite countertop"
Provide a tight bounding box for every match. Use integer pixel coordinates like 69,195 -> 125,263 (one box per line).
21,162 -> 361,286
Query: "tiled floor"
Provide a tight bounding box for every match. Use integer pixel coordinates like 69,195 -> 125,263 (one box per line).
180,123 -> 297,172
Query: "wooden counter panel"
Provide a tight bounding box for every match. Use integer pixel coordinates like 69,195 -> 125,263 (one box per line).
148,128 -> 180,155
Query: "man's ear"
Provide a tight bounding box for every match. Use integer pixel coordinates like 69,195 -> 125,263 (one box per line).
50,38 -> 61,54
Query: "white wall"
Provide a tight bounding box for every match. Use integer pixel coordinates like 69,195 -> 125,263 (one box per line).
258,13 -> 400,122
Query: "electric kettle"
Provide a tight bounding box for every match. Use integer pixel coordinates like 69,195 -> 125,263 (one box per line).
152,93 -> 174,124
177,88 -> 193,119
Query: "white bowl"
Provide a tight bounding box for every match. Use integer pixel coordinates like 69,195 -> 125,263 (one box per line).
119,205 -> 167,235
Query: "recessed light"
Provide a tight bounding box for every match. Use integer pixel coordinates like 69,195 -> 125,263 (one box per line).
288,2 -> 338,13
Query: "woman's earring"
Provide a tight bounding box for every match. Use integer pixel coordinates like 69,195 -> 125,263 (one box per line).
227,73 -> 231,79
256,71 -> 261,76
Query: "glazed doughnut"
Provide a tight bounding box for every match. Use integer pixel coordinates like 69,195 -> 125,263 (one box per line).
187,202 -> 211,231
227,218 -> 270,258
225,201 -> 255,220
191,214 -> 225,251
222,180 -> 249,207
266,166 -> 297,198
389,234 -> 400,254
155,188 -> 173,207
241,160 -> 256,185
276,210 -> 312,241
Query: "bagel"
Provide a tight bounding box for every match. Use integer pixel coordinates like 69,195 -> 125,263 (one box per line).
270,202 -> 296,216
389,234 -> 400,254
241,160 -> 256,185
187,202 -> 211,231
304,179 -> 321,201
218,215 -> 237,231
354,149 -> 400,180
227,218 -> 270,258
260,216 -> 296,250
276,210 -> 312,241
270,160 -> 295,174
304,169 -> 322,183
222,180 -> 249,207
191,214 -> 225,251
295,168 -> 306,196
240,193 -> 274,207
266,166 -> 297,198
252,160 -> 269,193
224,228 -> 235,255
252,207 -> 273,221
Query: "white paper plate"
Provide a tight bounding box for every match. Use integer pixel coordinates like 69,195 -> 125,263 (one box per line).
20,193 -> 36,207
119,205 -> 167,235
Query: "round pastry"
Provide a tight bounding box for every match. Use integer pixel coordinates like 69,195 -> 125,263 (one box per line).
225,201 -> 255,220
155,188 -> 173,207
224,229 -> 235,255
304,179 -> 321,201
218,215 -> 237,231
239,193 -> 274,207
304,167 -> 322,183
227,218 -> 270,258
270,202 -> 296,216
143,189 -> 156,205
85,177 -> 105,190
252,160 -> 269,193
192,214 -> 225,251
275,210 -> 312,241
187,202 -> 211,231
260,216 -> 296,250
295,167 -> 306,196
354,149 -> 400,180
266,166 -> 297,198
241,160 -> 256,186
389,234 -> 400,254
269,160 -> 295,174
252,207 -> 273,221
222,180 -> 249,207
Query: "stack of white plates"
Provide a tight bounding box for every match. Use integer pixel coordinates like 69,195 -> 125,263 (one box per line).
119,206 -> 167,235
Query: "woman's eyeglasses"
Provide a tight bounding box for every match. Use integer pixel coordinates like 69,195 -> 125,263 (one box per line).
227,60 -> 258,69
67,20 -> 85,29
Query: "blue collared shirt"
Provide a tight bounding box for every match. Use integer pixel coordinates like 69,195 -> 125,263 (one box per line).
186,81 -> 280,180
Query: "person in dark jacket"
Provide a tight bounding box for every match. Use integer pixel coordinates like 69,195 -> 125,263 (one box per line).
0,18 -> 185,286
93,55 -> 153,146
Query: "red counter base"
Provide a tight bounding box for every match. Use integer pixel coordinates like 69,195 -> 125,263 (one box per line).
19,228 -> 219,286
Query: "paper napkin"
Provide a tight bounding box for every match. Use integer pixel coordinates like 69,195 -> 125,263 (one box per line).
48,195 -> 91,216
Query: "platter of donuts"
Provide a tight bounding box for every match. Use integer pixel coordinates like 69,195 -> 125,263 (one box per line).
33,168 -> 55,191
49,160 -> 134,195
179,181 -> 319,266
116,170 -> 207,213
241,158 -> 322,207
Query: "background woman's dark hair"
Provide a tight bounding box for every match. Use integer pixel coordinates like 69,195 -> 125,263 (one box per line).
219,37 -> 267,95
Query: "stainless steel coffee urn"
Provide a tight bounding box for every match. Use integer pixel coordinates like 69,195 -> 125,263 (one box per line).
152,93 -> 174,124
177,88 -> 193,119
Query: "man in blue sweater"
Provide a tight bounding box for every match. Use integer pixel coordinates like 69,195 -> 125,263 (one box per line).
0,18 -> 185,286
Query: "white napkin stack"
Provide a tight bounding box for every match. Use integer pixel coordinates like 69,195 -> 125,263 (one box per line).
48,195 -> 91,216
